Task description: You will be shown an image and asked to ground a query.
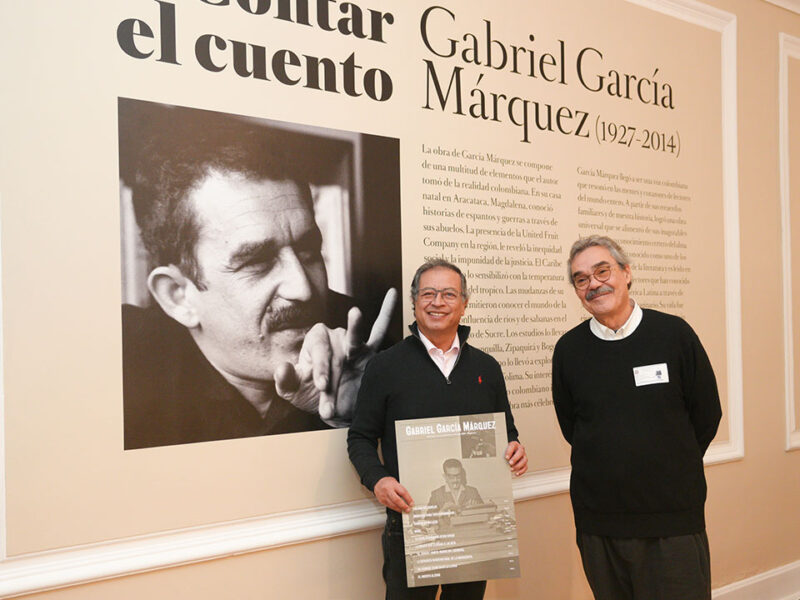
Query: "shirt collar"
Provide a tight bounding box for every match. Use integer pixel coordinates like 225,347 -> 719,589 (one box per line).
418,329 -> 460,355
589,300 -> 642,341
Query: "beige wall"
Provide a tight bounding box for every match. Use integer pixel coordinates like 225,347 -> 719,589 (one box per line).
4,0 -> 800,598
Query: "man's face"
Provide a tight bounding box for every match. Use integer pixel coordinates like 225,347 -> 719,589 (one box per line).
444,466 -> 463,492
570,245 -> 631,325
413,267 -> 466,342
185,171 -> 327,385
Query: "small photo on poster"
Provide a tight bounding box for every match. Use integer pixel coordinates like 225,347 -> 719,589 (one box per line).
396,413 -> 520,588
461,429 -> 497,459
118,98 -> 402,450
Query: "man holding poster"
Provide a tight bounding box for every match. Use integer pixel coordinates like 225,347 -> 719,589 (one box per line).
552,235 -> 722,600
348,259 -> 528,599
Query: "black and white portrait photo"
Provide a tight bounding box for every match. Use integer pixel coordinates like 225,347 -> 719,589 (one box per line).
118,98 -> 402,450
427,458 -> 486,517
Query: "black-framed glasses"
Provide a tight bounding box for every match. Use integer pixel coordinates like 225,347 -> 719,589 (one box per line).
417,287 -> 463,303
572,264 -> 616,290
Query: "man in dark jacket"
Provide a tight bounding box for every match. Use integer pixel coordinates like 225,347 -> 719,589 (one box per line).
348,259 -> 528,600
552,235 -> 722,600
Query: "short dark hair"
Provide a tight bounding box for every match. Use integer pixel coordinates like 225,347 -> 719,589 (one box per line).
442,458 -> 466,484
567,235 -> 632,290
442,458 -> 464,472
118,98 -> 313,287
410,259 -> 469,302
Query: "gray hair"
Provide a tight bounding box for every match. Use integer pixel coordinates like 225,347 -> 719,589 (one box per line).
567,235 -> 632,289
410,259 -> 469,302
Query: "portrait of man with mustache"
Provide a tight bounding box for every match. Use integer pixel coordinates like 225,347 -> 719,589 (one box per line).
119,99 -> 400,449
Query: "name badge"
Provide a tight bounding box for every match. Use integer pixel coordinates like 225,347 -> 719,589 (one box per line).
633,363 -> 669,387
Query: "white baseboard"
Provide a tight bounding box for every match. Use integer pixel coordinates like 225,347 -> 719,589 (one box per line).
713,559 -> 800,600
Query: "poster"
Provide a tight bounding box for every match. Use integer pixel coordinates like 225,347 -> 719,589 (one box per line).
118,98 -> 403,449
396,412 -> 520,587
0,0 -> 738,563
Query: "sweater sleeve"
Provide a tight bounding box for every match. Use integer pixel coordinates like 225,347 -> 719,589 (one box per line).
681,322 -> 723,454
347,355 -> 391,492
493,361 -> 520,444
551,339 -> 575,445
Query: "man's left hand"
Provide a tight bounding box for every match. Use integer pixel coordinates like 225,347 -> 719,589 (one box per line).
275,288 -> 398,426
505,441 -> 528,477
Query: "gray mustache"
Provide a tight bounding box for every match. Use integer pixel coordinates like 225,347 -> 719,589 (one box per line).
585,285 -> 613,301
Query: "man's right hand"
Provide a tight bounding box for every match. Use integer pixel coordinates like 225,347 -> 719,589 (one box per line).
274,288 -> 397,426
374,476 -> 414,513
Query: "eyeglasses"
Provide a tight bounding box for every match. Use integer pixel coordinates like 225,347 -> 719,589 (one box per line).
417,287 -> 463,303
572,264 -> 616,290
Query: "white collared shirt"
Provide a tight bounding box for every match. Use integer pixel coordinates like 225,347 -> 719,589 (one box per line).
589,300 -> 643,341
418,329 -> 461,377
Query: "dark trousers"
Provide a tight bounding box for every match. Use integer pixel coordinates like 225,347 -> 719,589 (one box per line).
576,531 -> 711,600
382,513 -> 487,600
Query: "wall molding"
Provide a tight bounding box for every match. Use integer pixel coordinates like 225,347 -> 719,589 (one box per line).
779,33 -> 800,451
0,194 -> 6,565
627,0 -> 745,462
0,452 -> 757,599
628,0 -> 738,28
0,500 -> 385,599
0,470 -> 570,599
713,558 -> 800,600
765,0 -> 800,16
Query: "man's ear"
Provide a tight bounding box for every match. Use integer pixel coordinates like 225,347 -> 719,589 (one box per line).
147,265 -> 200,328
622,264 -> 633,289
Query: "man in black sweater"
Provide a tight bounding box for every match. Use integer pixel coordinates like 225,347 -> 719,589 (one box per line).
552,235 -> 722,600
348,259 -> 528,600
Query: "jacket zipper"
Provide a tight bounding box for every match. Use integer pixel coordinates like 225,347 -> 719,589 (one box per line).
445,347 -> 464,385
410,329 -> 465,386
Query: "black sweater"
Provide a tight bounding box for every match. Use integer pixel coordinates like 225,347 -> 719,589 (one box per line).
552,309 -> 722,538
347,324 -> 519,496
